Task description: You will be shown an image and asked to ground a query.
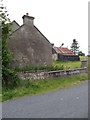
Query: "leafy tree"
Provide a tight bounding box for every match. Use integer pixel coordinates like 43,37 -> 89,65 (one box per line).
0,1 -> 19,89
71,39 -> 79,55
78,51 -> 85,56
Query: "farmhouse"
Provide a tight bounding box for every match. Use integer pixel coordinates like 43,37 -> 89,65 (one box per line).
52,46 -> 80,61
7,14 -> 52,67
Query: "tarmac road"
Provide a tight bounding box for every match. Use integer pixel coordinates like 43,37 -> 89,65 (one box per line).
2,81 -> 88,118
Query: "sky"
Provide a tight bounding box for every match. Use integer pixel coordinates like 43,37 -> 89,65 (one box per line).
2,0 -> 89,55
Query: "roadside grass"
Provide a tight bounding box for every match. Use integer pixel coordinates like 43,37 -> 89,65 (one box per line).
2,73 -> 88,102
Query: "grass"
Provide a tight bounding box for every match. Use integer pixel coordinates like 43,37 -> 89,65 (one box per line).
53,56 -> 88,70
53,60 -> 81,70
2,73 -> 88,102
14,64 -> 64,72
80,56 -> 88,61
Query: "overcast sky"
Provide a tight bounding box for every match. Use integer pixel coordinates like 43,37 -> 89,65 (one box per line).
3,0 -> 88,55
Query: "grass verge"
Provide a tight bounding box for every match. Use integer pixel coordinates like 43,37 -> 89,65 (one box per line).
2,74 -> 88,102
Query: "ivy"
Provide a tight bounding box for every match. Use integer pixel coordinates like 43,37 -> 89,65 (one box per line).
0,1 -> 19,89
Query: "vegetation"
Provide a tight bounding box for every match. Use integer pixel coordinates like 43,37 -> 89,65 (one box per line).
71,39 -> 79,55
1,2 -> 19,89
80,56 -> 88,61
78,51 -> 85,56
53,56 -> 88,70
53,60 -> 81,70
15,65 -> 64,72
2,74 -> 88,102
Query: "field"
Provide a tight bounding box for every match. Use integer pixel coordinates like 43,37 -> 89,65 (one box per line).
53,61 -> 81,70
53,56 -> 88,70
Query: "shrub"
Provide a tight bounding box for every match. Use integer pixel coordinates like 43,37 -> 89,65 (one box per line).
1,4 -> 20,89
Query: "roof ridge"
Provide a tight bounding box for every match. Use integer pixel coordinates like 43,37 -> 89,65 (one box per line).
34,25 -> 50,44
12,20 -> 20,26
8,24 -> 25,36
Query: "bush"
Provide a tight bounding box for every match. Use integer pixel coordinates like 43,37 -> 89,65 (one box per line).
2,67 -> 20,89
1,4 -> 20,89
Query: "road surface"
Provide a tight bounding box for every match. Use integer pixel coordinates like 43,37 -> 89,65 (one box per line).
2,81 -> 88,118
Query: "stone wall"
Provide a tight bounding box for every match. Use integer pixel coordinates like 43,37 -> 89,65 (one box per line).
18,71 -> 48,80
48,68 -> 87,78
18,68 -> 87,80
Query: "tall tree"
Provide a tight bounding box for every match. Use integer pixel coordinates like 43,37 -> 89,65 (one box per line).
71,39 -> 79,55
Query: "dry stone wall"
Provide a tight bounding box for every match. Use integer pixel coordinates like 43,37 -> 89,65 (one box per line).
18,68 -> 87,80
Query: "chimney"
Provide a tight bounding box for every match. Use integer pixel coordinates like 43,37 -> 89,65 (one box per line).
22,13 -> 35,25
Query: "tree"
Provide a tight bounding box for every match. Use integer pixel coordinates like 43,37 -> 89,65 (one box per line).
0,1 -> 19,88
71,39 -> 79,55
78,51 -> 85,56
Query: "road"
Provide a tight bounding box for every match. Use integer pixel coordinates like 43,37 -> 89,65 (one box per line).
2,81 -> 88,118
